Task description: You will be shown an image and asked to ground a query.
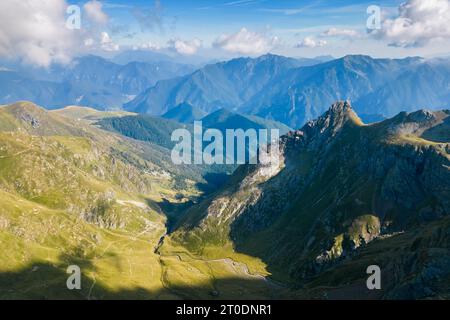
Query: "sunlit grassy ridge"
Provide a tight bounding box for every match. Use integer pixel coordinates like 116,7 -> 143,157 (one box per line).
0,102 -> 172,298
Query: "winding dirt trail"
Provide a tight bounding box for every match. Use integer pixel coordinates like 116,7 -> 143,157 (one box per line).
154,233 -> 286,296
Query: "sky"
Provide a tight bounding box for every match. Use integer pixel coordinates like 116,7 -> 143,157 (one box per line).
1,0 -> 450,67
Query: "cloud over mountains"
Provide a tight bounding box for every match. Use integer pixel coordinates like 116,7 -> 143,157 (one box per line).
374,0 -> 450,47
0,0 -> 118,67
167,38 -> 203,55
0,0 -> 77,67
213,28 -> 279,55
84,0 -> 109,25
296,36 -> 327,48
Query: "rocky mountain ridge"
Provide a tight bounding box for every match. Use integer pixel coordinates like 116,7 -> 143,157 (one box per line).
171,101 -> 450,294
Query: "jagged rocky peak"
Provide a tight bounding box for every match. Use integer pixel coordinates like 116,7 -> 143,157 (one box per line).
406,109 -> 436,123
328,100 -> 355,118
299,101 -> 362,144
310,100 -> 359,127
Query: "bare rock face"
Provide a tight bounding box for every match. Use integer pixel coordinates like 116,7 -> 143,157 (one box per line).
408,109 -> 435,123
20,112 -> 41,128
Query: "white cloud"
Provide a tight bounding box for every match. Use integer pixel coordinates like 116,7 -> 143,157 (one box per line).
224,0 -> 262,7
0,0 -> 80,67
84,38 -> 95,47
321,28 -> 361,39
296,37 -> 327,48
84,0 -> 109,25
100,32 -> 120,51
82,32 -> 120,52
0,0 -> 118,66
213,28 -> 279,55
167,38 -> 202,55
132,42 -> 162,51
374,0 -> 450,47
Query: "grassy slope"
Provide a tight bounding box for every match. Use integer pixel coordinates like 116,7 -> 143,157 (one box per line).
0,103 -> 171,298
0,102 -> 277,299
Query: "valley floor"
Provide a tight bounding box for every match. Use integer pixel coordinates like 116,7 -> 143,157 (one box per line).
0,194 -> 282,299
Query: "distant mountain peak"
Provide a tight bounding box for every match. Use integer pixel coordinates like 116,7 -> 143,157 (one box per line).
162,102 -> 206,123
257,53 -> 286,60
207,107 -> 233,116
337,54 -> 376,68
342,54 -> 372,60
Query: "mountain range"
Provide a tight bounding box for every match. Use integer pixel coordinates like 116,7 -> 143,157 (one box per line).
124,54 -> 320,115
0,55 -> 194,110
125,54 -> 450,128
3,53 -> 449,130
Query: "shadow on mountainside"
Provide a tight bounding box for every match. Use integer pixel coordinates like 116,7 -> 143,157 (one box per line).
231,215 -> 450,300
421,113 -> 450,142
195,172 -> 233,194
0,260 -> 288,300
6,222 -> 449,300
153,198 -> 197,233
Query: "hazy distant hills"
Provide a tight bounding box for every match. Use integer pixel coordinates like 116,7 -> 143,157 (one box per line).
2,53 -> 450,129
0,70 -> 64,107
124,54 -> 320,115
201,108 -> 291,135
111,49 -> 175,65
244,55 -> 425,127
162,102 -> 207,123
98,107 -> 291,157
127,54 -> 450,128
111,49 -> 213,66
0,55 -> 194,110
355,60 -> 450,117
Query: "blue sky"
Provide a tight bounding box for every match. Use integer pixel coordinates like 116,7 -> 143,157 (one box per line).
96,0 -> 396,47
1,0 -> 449,67
77,0 -> 448,60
